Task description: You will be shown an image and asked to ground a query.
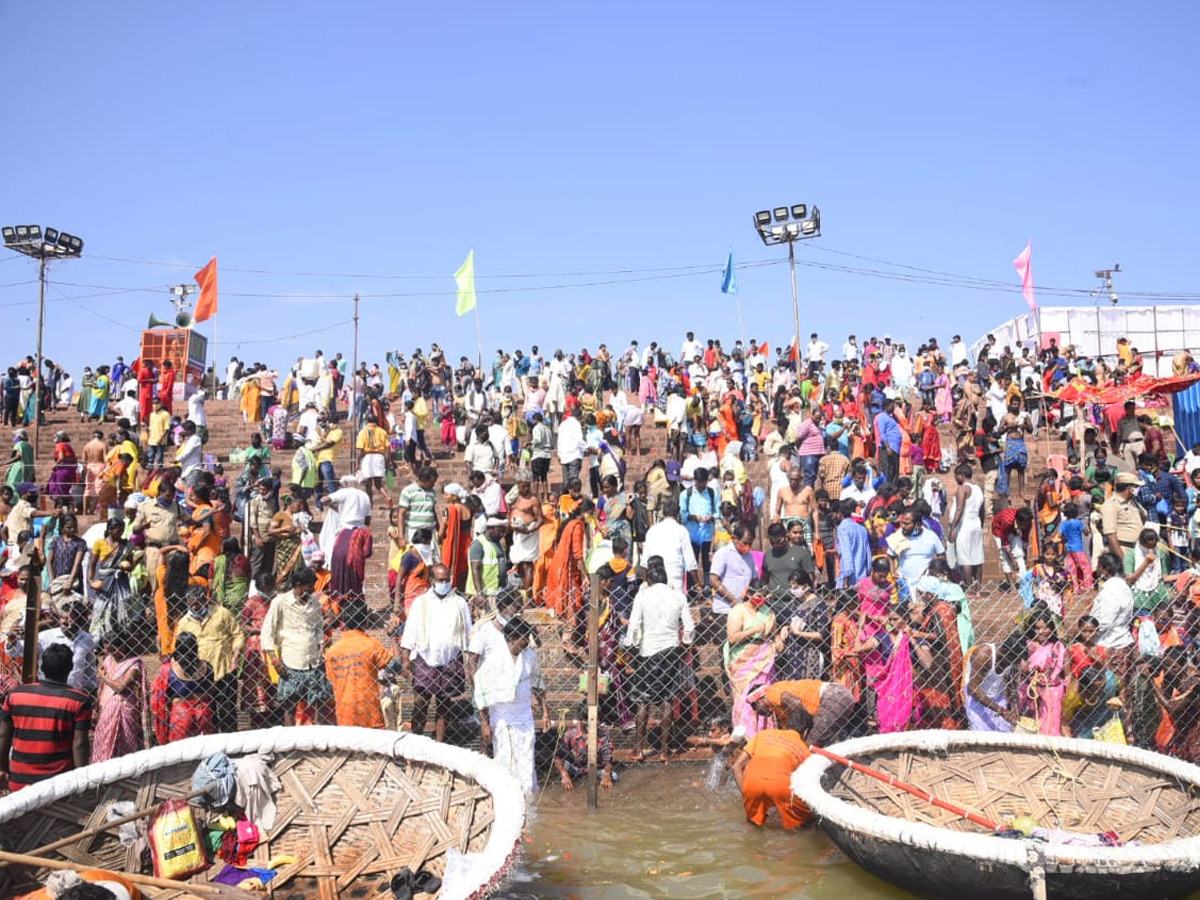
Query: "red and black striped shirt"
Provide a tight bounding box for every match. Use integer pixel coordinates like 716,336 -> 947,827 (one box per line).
0,680 -> 92,789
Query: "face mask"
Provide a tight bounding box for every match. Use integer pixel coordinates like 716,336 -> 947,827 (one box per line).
749,594 -> 767,608
433,581 -> 452,597
188,606 -> 208,619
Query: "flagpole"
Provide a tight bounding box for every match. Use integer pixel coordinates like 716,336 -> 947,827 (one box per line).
473,304 -> 483,372
211,312 -> 220,398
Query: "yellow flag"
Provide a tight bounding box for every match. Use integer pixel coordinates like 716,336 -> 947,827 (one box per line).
455,250 -> 476,317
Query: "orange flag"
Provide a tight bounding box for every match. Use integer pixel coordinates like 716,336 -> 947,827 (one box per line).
193,256 -> 218,323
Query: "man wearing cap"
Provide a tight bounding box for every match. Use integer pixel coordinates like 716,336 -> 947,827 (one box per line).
131,481 -> 182,595
261,566 -> 333,725
1102,473 -> 1147,558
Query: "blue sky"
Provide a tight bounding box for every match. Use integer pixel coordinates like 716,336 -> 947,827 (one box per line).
2,1 -> 1197,374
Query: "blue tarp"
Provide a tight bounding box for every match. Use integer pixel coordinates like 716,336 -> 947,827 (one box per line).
1173,383 -> 1200,453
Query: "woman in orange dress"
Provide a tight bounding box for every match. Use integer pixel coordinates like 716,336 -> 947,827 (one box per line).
531,501 -> 559,605
546,500 -> 593,651
829,589 -> 864,701
184,485 -> 223,581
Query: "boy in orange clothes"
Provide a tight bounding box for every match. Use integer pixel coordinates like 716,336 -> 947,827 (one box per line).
730,708 -> 814,829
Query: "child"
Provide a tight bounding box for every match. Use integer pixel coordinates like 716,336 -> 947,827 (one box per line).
1167,495 -> 1192,575
553,706 -> 616,790
1127,528 -> 1168,612
1067,615 -> 1108,678
1027,542 -> 1072,622
1058,502 -> 1093,592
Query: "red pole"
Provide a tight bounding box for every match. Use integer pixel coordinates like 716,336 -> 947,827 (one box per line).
810,745 -> 1002,831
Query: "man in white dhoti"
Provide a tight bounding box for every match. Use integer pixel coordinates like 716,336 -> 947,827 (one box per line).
467,605 -> 547,794
506,471 -> 545,590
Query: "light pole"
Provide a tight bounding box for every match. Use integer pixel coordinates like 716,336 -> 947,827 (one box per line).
753,205 -> 820,381
2,225 -> 84,464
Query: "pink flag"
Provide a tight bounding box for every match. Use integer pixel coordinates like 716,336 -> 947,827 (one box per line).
1013,241 -> 1036,311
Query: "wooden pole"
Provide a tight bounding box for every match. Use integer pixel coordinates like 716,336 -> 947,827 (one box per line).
21,561 -> 41,684
586,571 -> 600,810
0,848 -> 236,898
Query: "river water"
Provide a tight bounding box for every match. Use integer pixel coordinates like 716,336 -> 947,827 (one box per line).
494,762 -> 913,900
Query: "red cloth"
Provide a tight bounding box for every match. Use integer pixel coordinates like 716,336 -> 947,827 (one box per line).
193,257 -> 218,323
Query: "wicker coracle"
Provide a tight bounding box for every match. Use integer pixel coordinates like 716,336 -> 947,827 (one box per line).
0,727 -> 526,900
793,730 -> 1200,900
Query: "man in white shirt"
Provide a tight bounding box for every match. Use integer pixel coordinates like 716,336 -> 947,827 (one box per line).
949,335 -> 969,367
318,476 -> 372,561
623,555 -> 695,760
556,410 -> 588,486
805,333 -> 829,369
186,387 -> 208,441
175,421 -> 204,486
842,335 -> 859,363
297,401 -> 321,446
402,564 -> 473,742
680,331 -> 702,364
641,499 -> 697,592
841,467 -> 877,511
665,390 -> 688,459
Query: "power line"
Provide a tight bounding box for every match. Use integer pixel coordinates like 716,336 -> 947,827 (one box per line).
83,253 -> 785,281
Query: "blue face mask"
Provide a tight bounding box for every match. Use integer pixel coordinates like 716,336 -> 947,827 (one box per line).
432,581 -> 452,597
188,606 -> 208,619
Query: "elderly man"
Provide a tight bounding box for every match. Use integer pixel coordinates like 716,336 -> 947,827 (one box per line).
402,563 -> 473,742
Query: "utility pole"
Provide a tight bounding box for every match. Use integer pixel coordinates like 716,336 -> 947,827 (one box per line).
350,294 -> 360,470
1092,265 -> 1121,305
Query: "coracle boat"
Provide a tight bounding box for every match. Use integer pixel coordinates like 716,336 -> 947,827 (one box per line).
0,727 -> 526,900
792,730 -> 1200,900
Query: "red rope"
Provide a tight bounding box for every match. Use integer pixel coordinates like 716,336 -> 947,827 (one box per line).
811,745 -> 1003,831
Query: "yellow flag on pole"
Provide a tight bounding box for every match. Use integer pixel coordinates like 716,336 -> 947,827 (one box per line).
455,250 -> 477,317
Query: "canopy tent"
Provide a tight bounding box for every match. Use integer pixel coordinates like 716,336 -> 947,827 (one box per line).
1051,371 -> 1200,406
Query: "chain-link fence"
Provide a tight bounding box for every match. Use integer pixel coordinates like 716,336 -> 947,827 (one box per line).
3,449 -> 1195,803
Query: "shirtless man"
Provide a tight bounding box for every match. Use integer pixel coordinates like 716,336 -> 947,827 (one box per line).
80,430 -> 108,515
507,472 -> 546,590
998,397 -> 1033,497
773,470 -> 814,533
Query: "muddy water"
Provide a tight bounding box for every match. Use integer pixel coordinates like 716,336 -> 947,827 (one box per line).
494,763 -> 914,900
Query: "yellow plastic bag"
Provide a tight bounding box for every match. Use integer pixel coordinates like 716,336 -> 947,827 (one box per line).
149,799 -> 208,880
1094,713 -> 1127,745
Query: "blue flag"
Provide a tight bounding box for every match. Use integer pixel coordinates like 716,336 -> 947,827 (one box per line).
721,250 -> 738,294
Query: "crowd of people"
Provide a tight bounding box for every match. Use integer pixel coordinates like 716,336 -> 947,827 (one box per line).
2,327 -> 1200,821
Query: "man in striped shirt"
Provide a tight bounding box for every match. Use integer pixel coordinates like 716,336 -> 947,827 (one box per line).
0,644 -> 91,790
